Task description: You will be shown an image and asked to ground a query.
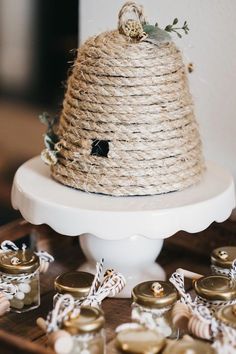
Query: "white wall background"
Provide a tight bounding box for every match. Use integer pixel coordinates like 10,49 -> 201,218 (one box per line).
80,0 -> 236,205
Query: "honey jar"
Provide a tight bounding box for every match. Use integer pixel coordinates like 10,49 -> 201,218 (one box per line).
62,306 -> 105,354
0,248 -> 40,312
216,304 -> 236,329
53,271 -> 94,306
116,327 -> 165,354
211,246 -> 236,276
131,281 -> 178,337
193,275 -> 236,311
162,337 -> 215,354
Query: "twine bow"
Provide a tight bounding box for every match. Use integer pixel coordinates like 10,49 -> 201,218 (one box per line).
0,240 -> 54,267
46,294 -> 78,333
1,240 -> 19,252
0,280 -> 17,299
35,250 -> 55,264
169,272 -> 193,307
81,259 -> 126,307
228,259 -> 236,281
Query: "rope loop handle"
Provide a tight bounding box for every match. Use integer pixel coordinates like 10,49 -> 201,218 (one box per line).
118,1 -> 146,39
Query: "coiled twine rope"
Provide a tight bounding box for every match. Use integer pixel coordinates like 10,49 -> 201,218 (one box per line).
51,1 -> 205,196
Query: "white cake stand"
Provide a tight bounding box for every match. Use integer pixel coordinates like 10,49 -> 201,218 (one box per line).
11,157 -> 235,297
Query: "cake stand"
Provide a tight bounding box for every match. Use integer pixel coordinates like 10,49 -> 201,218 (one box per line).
11,157 -> 235,297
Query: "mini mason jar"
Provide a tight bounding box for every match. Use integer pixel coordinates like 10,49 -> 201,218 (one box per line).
0,249 -> 40,312
162,337 -> 215,354
211,246 -> 236,276
116,327 -> 165,354
131,281 -> 178,338
54,271 -> 94,306
193,275 -> 236,312
62,306 -> 105,354
216,304 -> 236,329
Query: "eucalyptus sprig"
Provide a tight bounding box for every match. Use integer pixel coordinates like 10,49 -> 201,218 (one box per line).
165,18 -> 189,38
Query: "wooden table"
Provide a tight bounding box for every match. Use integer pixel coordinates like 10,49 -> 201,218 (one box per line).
0,218 -> 234,353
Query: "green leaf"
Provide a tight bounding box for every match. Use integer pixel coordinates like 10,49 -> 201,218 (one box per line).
143,24 -> 156,34
164,25 -> 172,32
143,25 -> 172,46
173,18 -> 178,25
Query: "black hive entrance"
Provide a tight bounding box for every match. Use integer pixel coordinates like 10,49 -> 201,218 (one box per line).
91,140 -> 109,157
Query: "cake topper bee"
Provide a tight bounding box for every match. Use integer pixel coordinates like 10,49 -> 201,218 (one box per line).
217,250 -> 229,260
151,282 -> 164,297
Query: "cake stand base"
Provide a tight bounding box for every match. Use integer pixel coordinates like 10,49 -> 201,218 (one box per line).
79,233 -> 165,297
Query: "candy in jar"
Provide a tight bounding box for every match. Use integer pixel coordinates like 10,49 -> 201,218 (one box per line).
53,271 -> 94,306
61,306 -> 105,354
0,247 -> 40,312
131,281 -> 178,338
211,246 -> 236,276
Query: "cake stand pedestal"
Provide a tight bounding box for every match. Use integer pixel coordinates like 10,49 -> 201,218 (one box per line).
11,157 -> 235,297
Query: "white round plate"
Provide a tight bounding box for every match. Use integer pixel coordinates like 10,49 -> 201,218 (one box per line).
12,157 -> 235,240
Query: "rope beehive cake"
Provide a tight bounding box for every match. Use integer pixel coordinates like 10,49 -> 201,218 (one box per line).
42,1 -> 205,196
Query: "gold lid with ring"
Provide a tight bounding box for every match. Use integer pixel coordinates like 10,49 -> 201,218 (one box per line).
116,328 -> 165,354
0,249 -> 40,274
62,306 -> 104,334
193,275 -> 236,301
211,246 -> 236,269
162,337 -> 215,354
54,271 -> 94,299
132,281 -> 178,309
216,304 -> 236,328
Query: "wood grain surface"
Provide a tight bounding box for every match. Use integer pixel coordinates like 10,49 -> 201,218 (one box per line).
0,218 -> 233,353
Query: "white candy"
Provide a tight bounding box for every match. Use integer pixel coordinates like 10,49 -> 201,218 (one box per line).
18,283 -> 31,294
24,296 -> 33,306
15,292 -> 25,300
48,330 -> 74,354
10,299 -> 24,310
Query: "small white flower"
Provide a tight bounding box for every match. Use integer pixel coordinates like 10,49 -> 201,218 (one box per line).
41,148 -> 58,166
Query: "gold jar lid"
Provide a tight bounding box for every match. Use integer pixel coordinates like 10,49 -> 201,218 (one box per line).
132,281 -> 178,309
0,249 -> 40,274
116,328 -> 165,354
211,246 -> 236,269
63,306 -> 104,334
216,304 -> 236,328
163,338 -> 215,354
193,275 -> 236,301
54,271 -> 94,299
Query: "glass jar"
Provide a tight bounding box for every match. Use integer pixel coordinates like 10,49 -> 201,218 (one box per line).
115,327 -> 165,354
53,271 -> 94,306
211,246 -> 236,276
62,306 -> 105,354
193,275 -> 236,312
162,337 -> 215,354
0,248 -> 40,312
131,281 -> 178,338
216,304 -> 236,326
